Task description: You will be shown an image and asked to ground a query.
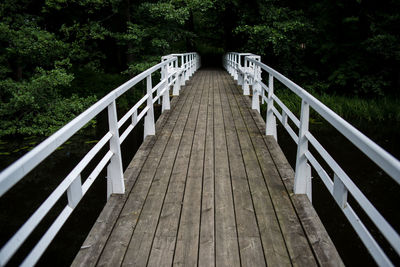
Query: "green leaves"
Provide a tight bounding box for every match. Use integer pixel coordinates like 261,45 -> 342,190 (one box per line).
140,2 -> 189,25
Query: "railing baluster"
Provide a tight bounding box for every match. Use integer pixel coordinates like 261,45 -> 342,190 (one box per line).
67,175 -> 82,208
294,100 -> 311,200
173,60 -> 181,96
234,54 -> 238,81
162,64 -> 170,112
243,58 -> 250,95
144,75 -> 155,139
251,61 -> 260,112
185,55 -> 189,81
107,100 -> 125,197
180,55 -> 186,86
265,74 -> 277,141
132,109 -> 138,127
333,173 -> 348,208
282,110 -> 288,126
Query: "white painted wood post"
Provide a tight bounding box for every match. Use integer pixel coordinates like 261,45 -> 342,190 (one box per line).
190,54 -> 194,76
306,163 -> 312,201
333,174 -> 348,208
228,54 -> 232,75
251,62 -> 260,113
107,100 -> 125,197
185,55 -> 189,81
230,54 -> 233,76
234,54 -> 238,81
162,64 -> 170,112
180,55 -> 186,86
144,75 -> 155,140
265,74 -> 277,141
261,85 -> 265,104
132,110 -> 138,127
173,69 -> 180,96
238,56 -> 243,86
243,57 -> 250,95
67,175 -> 82,208
294,100 -> 312,200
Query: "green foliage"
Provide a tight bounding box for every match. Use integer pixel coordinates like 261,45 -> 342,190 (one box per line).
272,89 -> 400,125
0,0 -> 399,138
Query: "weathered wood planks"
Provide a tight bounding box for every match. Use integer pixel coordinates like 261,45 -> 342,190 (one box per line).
72,69 -> 342,267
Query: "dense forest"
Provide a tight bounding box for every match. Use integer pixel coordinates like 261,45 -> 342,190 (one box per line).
1,0 -> 399,137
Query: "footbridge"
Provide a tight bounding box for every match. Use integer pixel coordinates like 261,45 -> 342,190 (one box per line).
0,52 -> 399,266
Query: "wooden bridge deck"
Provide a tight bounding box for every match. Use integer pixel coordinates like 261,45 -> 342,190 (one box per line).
72,69 -> 342,267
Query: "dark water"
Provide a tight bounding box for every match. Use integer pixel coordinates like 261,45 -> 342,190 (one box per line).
276,119 -> 400,266
0,106 -> 161,266
0,103 -> 399,266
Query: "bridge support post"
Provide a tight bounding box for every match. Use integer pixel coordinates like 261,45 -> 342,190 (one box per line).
266,74 -> 277,141
294,100 -> 312,201
162,82 -> 170,112
234,54 -> 238,81
190,54 -> 194,77
252,84 -> 260,113
67,175 -> 82,208
251,61 -> 261,113
161,64 -> 171,112
173,71 -> 180,96
243,79 -> 250,95
107,100 -> 125,197
243,58 -> 250,95
144,75 -> 155,139
185,55 -> 190,81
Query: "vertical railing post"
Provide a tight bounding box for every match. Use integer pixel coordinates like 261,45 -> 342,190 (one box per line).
144,75 -> 155,140
251,61 -> 260,112
107,100 -> 125,198
190,54 -> 194,76
234,54 -> 238,81
228,54 -> 231,75
265,74 -> 277,141
185,55 -> 189,81
181,55 -> 186,86
162,62 -> 170,112
189,54 -> 193,76
294,100 -> 312,200
132,110 -> 138,127
243,57 -> 250,95
67,175 -> 82,208
238,55 -> 243,86
230,54 -> 233,76
333,174 -> 347,208
173,58 -> 181,96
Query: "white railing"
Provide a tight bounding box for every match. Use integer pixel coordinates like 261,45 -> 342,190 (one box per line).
224,52 -> 400,266
0,52 -> 200,266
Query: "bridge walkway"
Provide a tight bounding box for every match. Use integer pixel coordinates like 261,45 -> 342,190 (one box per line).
72,69 -> 342,267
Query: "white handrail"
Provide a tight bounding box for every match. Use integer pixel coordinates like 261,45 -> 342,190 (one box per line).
224,52 -> 400,267
0,52 -> 200,266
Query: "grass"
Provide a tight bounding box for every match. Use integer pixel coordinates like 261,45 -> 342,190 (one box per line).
264,88 -> 400,126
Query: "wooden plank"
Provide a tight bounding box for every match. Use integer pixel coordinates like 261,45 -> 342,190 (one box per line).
235,76 -> 343,266
198,70 -> 215,267
214,70 -> 241,267
219,72 -> 266,267
121,71 -> 205,267
172,69 -> 209,266
221,74 -> 292,267
95,72 -> 203,267
226,73 -> 317,266
73,69 -> 342,267
71,82 -> 184,267
262,136 -> 344,267
145,70 -> 208,267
